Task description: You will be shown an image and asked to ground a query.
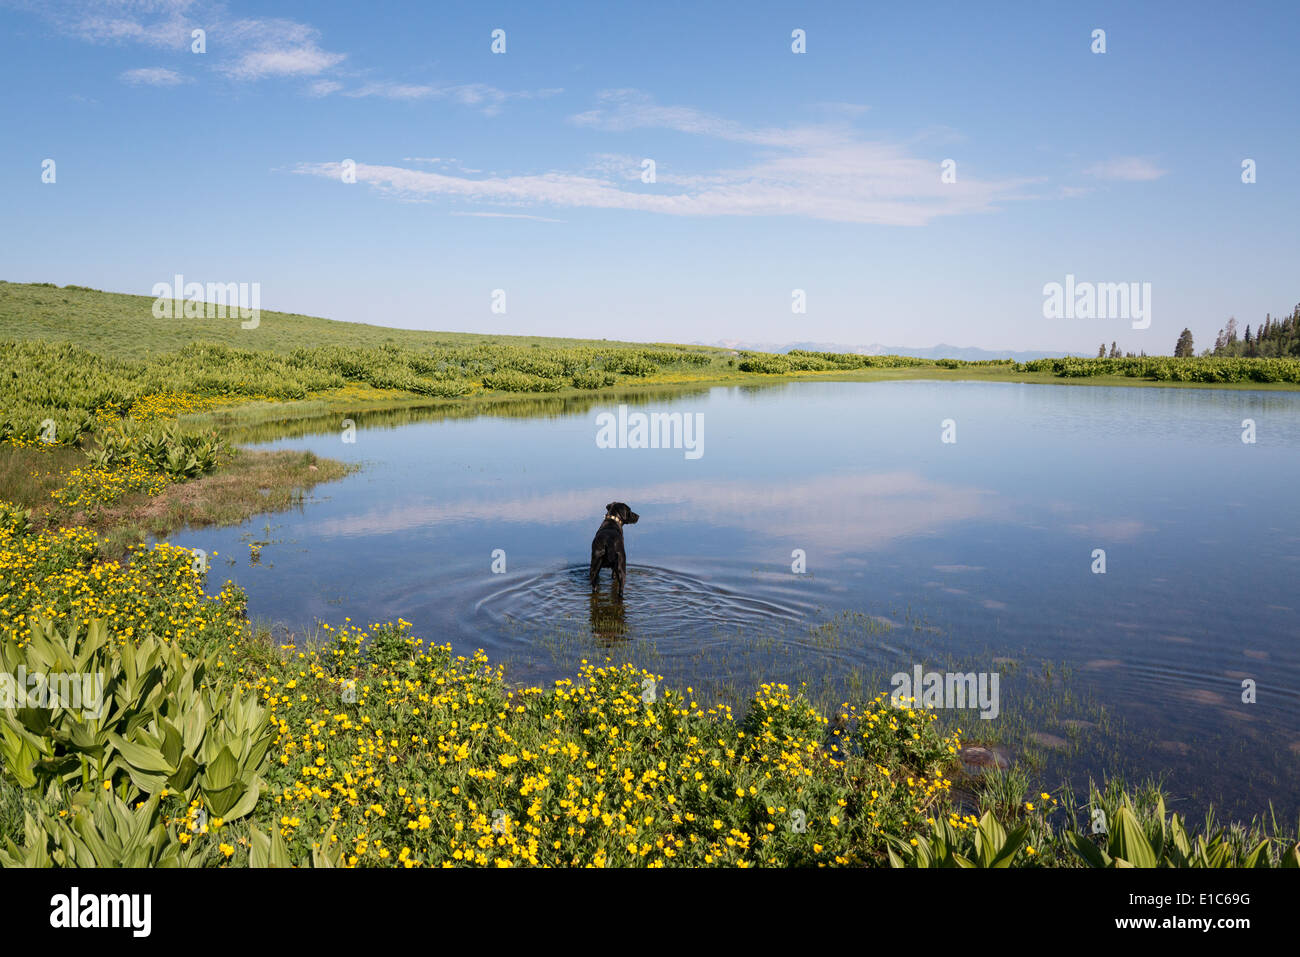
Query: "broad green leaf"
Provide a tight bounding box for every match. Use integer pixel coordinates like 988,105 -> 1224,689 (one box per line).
106,733 -> 175,773
1110,806 -> 1157,868
1066,830 -> 1110,868
201,744 -> 240,793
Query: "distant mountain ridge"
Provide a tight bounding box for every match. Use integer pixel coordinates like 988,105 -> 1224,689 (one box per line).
698,339 -> 1085,362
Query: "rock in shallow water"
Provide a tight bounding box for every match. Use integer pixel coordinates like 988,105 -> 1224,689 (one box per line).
958,744 -> 1012,774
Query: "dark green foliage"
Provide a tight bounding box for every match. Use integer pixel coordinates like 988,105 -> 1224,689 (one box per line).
1209,305 -> 1300,358
1017,355 -> 1300,383
0,336 -> 729,443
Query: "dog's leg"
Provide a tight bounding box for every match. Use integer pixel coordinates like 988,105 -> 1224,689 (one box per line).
613,554 -> 625,600
589,553 -> 602,589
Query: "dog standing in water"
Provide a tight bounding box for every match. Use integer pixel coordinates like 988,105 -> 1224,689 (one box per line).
589,502 -> 639,599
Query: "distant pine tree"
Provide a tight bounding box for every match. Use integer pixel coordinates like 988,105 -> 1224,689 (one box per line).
1174,328 -> 1195,357
1211,307 -> 1300,357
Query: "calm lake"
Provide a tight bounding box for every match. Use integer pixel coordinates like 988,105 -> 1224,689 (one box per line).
172,380 -> 1300,820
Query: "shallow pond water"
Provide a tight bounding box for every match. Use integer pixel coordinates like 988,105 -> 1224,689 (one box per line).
171,380 -> 1300,820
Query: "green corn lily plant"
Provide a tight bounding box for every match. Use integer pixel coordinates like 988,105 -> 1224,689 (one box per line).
1066,793 -> 1300,868
0,615 -> 272,824
887,810 -> 1031,868
0,789 -> 206,867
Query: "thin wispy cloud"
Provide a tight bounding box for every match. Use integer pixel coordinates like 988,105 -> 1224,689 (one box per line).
225,45 -> 343,78
31,3 -> 347,79
220,17 -> 344,79
120,66 -> 189,86
24,2 -> 555,114
334,81 -> 562,115
56,0 -> 196,48
338,82 -> 434,100
570,88 -> 805,147
1084,156 -> 1168,181
451,211 -> 567,223
296,90 -> 1034,226
812,101 -> 872,116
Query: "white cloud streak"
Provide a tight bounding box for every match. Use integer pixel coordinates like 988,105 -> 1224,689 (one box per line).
295,90 -> 1034,226
1084,156 -> 1168,181
120,66 -> 189,85
333,81 -> 562,115
31,1 -> 553,112
219,17 -> 344,79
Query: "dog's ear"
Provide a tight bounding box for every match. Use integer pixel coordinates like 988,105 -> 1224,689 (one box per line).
605,502 -> 616,516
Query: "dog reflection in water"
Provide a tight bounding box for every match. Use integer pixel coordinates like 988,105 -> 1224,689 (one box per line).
588,588 -> 629,645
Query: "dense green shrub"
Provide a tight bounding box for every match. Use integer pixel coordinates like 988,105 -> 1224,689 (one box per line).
480,369 -> 565,392
0,338 -> 731,444
571,369 -> 618,389
738,354 -> 793,373
1016,355 -> 1300,383
86,421 -> 225,479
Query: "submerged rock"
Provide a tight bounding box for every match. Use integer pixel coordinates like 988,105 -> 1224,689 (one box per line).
957,744 -> 1012,774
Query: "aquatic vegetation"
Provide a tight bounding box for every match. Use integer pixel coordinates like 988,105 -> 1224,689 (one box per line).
1056,784 -> 1300,868
892,780 -> 1300,869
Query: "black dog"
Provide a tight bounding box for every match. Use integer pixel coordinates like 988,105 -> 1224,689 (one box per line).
589,502 -> 639,599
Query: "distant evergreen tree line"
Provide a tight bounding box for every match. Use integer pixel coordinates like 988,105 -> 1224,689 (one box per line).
1103,303 -> 1300,360
1097,341 -> 1147,359
1203,303 -> 1300,358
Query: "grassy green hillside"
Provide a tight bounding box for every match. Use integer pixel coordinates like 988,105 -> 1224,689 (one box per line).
0,280 -> 707,359
4,281 -> 1300,425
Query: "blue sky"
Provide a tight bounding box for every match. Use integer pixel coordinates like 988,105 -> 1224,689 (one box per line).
2,0 -> 1297,353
